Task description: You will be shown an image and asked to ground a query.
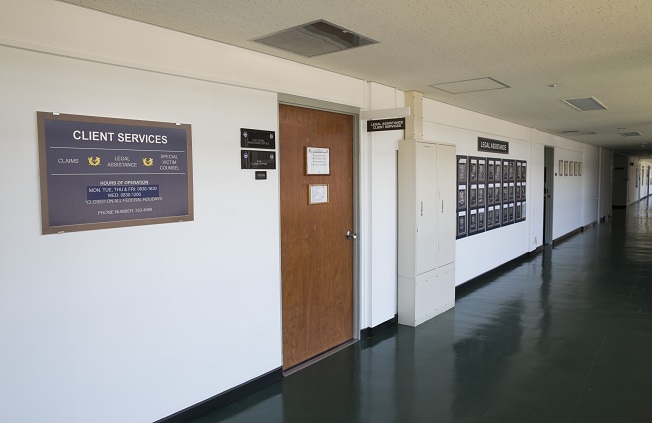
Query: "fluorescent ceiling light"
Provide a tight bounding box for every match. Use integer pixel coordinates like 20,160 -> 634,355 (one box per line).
430,77 -> 510,94
562,97 -> 608,111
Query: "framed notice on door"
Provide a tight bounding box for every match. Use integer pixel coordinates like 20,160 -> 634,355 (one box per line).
305,147 -> 330,175
308,184 -> 329,204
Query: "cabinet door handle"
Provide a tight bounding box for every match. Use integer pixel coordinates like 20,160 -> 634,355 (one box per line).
421,201 -> 423,216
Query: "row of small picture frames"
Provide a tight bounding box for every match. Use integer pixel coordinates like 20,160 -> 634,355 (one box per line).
559,160 -> 582,176
456,155 -> 527,239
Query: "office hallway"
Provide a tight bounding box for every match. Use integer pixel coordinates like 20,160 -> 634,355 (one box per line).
194,199 -> 652,423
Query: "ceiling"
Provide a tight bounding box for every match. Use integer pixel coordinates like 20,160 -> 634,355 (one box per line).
58,0 -> 652,157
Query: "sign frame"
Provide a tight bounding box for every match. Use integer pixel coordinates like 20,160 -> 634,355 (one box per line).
240,128 -> 275,149
241,150 -> 277,169
308,184 -> 329,205
366,118 -> 406,132
478,137 -> 509,154
305,147 -> 330,175
37,112 -> 194,234
456,210 -> 467,239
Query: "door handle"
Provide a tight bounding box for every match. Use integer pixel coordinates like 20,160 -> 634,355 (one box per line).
346,230 -> 357,240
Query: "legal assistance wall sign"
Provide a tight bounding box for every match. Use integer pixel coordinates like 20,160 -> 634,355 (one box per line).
478,137 -> 509,154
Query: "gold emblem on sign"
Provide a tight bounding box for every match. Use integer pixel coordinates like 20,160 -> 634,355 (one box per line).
142,158 -> 154,167
88,157 -> 101,166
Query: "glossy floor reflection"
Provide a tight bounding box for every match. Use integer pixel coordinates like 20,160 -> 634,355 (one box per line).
194,199 -> 652,423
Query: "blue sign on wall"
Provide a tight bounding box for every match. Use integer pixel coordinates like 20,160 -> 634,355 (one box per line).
37,112 -> 194,234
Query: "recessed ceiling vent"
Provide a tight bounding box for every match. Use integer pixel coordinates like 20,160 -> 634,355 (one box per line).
253,20 -> 377,57
562,97 -> 608,111
561,130 -> 597,136
620,131 -> 642,137
430,77 -> 510,94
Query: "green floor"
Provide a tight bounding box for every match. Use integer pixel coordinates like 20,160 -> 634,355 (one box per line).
195,199 -> 652,422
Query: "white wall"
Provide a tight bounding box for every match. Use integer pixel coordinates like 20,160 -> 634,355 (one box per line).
627,157 -> 652,203
531,130 -> 607,239
0,44 -> 285,423
0,0 -> 364,108
0,1 -> 621,421
613,154 -> 652,206
0,1 -> 366,422
648,163 -> 652,197
581,144 -> 600,225
422,102 -> 612,286
423,99 -> 533,285
361,82 -> 403,328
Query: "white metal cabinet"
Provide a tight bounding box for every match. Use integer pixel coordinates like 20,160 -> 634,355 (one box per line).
436,144 -> 456,268
416,143 -> 438,275
398,139 -> 456,326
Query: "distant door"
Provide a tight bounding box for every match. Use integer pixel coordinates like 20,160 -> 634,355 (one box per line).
543,147 -> 554,244
279,104 -> 354,370
612,154 -> 628,206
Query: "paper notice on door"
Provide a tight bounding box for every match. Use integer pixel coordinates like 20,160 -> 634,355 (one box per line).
306,147 -> 330,175
309,184 -> 329,204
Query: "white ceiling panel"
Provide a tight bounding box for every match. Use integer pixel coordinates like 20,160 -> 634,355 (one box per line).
57,0 -> 652,157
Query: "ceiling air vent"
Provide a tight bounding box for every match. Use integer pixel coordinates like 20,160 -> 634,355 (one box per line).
619,131 -> 642,137
253,20 -> 377,57
562,97 -> 608,111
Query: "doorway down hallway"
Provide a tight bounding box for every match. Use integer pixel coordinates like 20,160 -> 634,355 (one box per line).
194,199 -> 652,423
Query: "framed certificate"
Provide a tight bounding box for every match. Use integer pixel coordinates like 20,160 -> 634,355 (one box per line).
477,157 -> 487,183
457,156 -> 468,183
470,158 -> 478,183
478,208 -> 486,232
516,161 -> 522,181
487,183 -> 495,206
486,206 -> 494,230
308,184 -> 329,204
457,210 -> 467,239
478,184 -> 486,207
457,184 -> 467,210
469,209 -> 478,234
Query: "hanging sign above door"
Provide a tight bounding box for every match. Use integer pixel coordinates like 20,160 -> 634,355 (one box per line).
367,118 -> 406,132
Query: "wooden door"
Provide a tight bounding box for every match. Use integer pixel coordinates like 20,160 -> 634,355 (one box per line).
279,104 -> 354,370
